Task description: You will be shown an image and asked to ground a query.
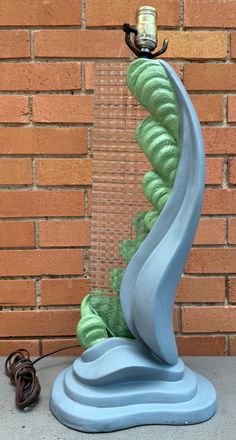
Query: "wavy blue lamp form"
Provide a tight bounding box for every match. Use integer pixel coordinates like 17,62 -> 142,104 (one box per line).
50,6 -> 217,432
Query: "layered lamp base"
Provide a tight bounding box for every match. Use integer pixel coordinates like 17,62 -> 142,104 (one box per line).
50,338 -> 217,433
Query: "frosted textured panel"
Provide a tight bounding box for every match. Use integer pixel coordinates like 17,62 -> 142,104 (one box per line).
91,62 -> 149,293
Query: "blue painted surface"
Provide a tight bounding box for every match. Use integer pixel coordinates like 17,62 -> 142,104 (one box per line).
50,61 -> 217,432
50,339 -> 217,432
120,59 -> 205,365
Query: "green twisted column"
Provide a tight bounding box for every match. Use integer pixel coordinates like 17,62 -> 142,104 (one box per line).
77,59 -> 180,349
127,59 -> 180,230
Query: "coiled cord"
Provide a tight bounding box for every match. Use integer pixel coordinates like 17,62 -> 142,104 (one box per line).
5,344 -> 80,410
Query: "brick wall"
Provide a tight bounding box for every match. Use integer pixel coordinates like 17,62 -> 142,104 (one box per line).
0,0 -> 236,357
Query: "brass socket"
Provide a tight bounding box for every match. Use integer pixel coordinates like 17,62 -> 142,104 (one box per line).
135,6 -> 157,52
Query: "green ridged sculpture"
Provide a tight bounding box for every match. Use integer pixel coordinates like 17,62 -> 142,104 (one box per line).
77,58 -> 180,349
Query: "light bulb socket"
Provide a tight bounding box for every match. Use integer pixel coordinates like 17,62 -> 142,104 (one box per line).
135,6 -> 157,52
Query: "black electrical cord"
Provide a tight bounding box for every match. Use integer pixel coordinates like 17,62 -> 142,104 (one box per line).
5,344 -> 80,410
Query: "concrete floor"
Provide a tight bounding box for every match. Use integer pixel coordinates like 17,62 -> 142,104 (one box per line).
0,356 -> 235,440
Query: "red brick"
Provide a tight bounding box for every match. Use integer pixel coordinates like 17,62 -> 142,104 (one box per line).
39,220 -> 91,247
0,310 -> 80,337
35,30 -> 129,58
0,1 -> 80,26
85,62 -> 95,91
203,189 -> 236,215
0,158 -> 32,185
0,127 -> 87,155
205,157 -> 224,185
160,31 -> 227,60
2,0 -> 235,355
229,158 -> 236,183
0,96 -> 28,123
185,0 -> 236,28
0,339 -> 39,356
0,280 -> 35,306
228,277 -> 236,303
184,64 -> 236,91
86,0 -> 179,27
35,30 -> 226,60
229,336 -> 236,355
0,191 -> 84,218
0,221 -> 35,248
231,33 -> 236,58
173,306 -> 179,332
185,248 -> 236,274
194,218 -> 225,245
32,95 -> 93,123
0,63 -> 81,91
42,338 -> 83,356
41,278 -> 90,305
228,96 -> 236,122
0,30 -> 29,58
203,128 -> 236,155
176,276 -> 225,303
182,306 -> 236,333
191,94 -> 224,123
36,159 -> 92,186
228,219 -> 236,244
0,249 -> 83,276
176,335 -> 225,356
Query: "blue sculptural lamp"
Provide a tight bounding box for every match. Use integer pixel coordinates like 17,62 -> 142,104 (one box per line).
50,6 -> 217,432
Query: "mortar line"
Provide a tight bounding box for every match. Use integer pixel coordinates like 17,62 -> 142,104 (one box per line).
80,0 -> 86,29
226,335 -> 230,355
180,0 -> 184,31
30,29 -> 35,60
